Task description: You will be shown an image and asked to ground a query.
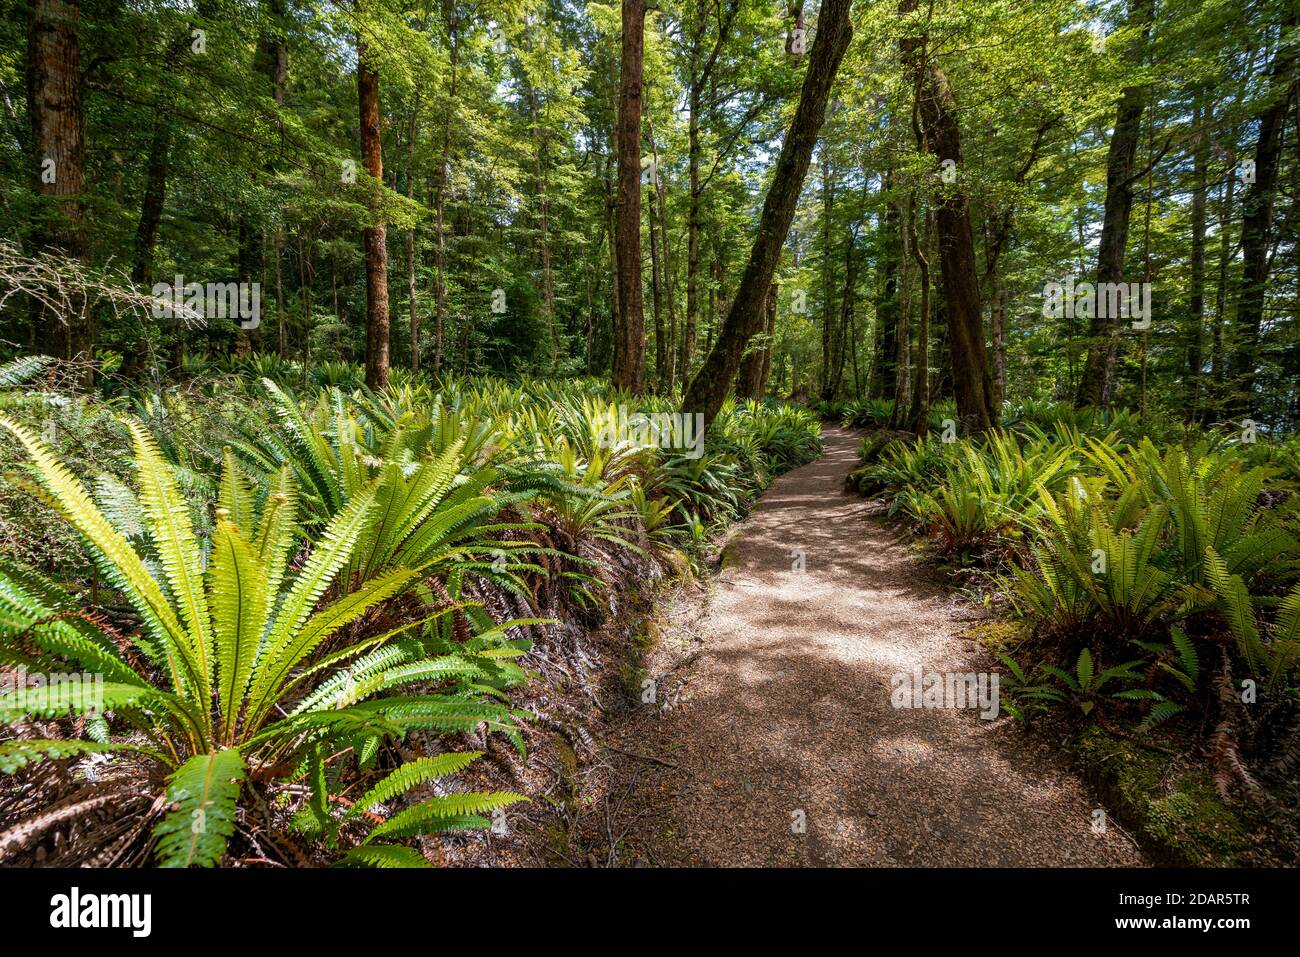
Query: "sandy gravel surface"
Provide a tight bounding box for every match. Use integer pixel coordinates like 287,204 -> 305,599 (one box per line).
608,427 -> 1147,867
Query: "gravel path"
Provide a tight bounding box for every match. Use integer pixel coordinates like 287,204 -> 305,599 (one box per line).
609,427 -> 1147,867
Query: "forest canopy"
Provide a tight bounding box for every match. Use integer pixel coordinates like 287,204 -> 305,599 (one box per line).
1,0 -> 1294,430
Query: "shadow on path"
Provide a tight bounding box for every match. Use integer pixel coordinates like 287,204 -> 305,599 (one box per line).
607,427 -> 1147,867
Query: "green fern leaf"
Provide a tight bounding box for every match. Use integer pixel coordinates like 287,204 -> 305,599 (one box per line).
368,791 -> 527,840
336,844 -> 431,868
0,739 -> 159,773
153,749 -> 246,868
352,751 -> 483,813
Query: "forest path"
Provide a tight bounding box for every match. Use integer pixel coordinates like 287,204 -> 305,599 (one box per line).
606,426 -> 1146,866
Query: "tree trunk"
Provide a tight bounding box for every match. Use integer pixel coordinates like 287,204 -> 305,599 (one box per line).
648,175 -> 666,389
1229,9 -> 1298,409
890,194 -> 912,426
358,29 -> 390,391
1186,88 -> 1208,417
432,0 -> 458,377
1074,0 -> 1154,408
130,118 -> 170,287
406,95 -> 420,373
736,283 -> 769,399
613,0 -> 647,394
681,0 -> 852,428
273,227 -> 287,358
683,84 -> 701,386
606,150 -> 620,366
830,225 -> 856,399
820,157 -> 836,399
647,112 -> 677,392
679,1 -> 739,388
121,116 -> 171,380
529,83 -> 558,372
900,0 -> 993,432
758,281 -> 778,396
27,0 -> 90,371
989,283 -> 1007,410
875,174 -> 899,401
907,207 -> 933,432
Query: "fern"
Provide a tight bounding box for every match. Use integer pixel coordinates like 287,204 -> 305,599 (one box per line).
351,751 -> 483,813
336,844 -> 431,868
367,791 -> 528,840
1204,546 -> 1266,673
152,749 -> 246,867
0,739 -> 157,774
0,355 -> 52,387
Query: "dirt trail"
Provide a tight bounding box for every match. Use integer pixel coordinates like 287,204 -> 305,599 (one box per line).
607,427 -> 1146,866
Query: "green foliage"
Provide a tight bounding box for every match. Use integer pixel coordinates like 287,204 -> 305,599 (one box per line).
854,420 -> 1300,738
0,414 -> 528,865
153,750 -> 247,868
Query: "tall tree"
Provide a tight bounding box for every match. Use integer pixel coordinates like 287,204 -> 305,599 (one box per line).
890,193 -> 913,425
26,0 -> 89,369
682,0 -> 852,427
613,0 -> 647,394
1074,0 -> 1155,408
357,23 -> 390,391
1186,87 -> 1208,417
906,206 -> 932,433
1229,9 -> 1299,409
431,0 -> 458,377
900,0 -> 994,431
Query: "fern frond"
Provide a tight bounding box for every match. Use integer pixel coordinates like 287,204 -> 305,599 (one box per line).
0,680 -> 168,722
249,565 -> 416,725
1204,546 -> 1265,672
0,739 -> 161,774
217,448 -> 258,533
152,749 -> 246,868
0,417 -> 198,697
208,520 -> 270,743
351,751 -> 483,813
367,791 -> 527,840
336,844 -> 431,867
127,420 -> 213,703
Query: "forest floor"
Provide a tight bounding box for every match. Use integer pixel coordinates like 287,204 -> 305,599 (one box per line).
598,427 -> 1148,866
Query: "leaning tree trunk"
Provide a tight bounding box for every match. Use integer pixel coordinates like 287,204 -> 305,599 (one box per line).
682,0 -> 852,428
1229,9 -> 1298,410
27,0 -> 90,375
1074,0 -> 1154,408
613,0 -> 647,394
358,30 -> 390,391
900,0 -> 993,432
